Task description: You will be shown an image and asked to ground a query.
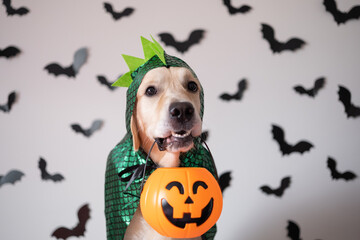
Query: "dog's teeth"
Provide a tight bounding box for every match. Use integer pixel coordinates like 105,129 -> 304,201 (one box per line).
172,131 -> 190,138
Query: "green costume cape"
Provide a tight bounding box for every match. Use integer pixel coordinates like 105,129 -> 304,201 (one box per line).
104,37 -> 218,240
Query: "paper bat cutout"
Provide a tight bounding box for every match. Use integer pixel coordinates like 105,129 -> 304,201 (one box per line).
218,171 -> 232,194
287,220 -> 302,240
323,0 -> 360,25
338,85 -> 360,118
71,119 -> 103,137
261,23 -> 306,53
220,78 -> 247,101
294,77 -> 325,98
0,91 -> 16,113
327,157 -> 357,181
0,170 -> 24,187
103,3 -> 134,21
0,46 -> 21,58
52,203 -> 90,239
158,30 -> 205,54
260,176 -> 291,197
222,0 -> 251,15
44,48 -> 88,78
271,124 -> 314,155
200,130 -> 209,142
38,157 -> 64,182
97,75 -> 119,91
2,0 -> 29,16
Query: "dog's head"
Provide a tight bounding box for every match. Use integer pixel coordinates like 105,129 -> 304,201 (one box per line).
131,66 -> 202,154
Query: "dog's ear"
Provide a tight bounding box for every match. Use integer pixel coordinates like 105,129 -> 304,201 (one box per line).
131,115 -> 141,151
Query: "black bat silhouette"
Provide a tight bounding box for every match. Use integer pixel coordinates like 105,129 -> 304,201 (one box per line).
294,77 -> 325,98
0,46 -> 21,58
260,176 -> 291,197
287,220 -> 302,240
338,85 -> 360,118
261,23 -> 306,53
97,75 -> 117,91
0,91 -> 16,113
45,64 -> 74,77
271,124 -> 314,155
103,3 -> 134,21
220,78 -> 247,101
323,0 -> 360,25
52,203 -> 90,239
2,0 -> 29,16
222,0 -> 251,15
71,119 -> 103,137
0,170 -> 24,187
200,130 -> 209,142
158,30 -> 205,54
38,157 -> 64,182
44,48 -> 88,78
218,171 -> 232,193
327,157 -> 357,181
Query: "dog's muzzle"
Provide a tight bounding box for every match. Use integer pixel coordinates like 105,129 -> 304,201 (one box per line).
155,101 -> 197,151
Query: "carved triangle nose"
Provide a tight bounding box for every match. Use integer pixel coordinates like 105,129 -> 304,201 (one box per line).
185,196 -> 194,204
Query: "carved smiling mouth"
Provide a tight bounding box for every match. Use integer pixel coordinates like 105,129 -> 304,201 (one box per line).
155,130 -> 193,151
161,198 -> 214,229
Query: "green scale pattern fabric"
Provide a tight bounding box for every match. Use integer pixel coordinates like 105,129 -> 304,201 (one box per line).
105,53 -> 217,240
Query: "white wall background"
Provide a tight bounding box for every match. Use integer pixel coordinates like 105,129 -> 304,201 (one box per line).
1,0 -> 360,239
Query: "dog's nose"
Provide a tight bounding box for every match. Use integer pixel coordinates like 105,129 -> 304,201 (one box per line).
169,102 -> 194,123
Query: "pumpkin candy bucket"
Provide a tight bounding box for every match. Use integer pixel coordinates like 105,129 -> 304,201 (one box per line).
140,167 -> 223,238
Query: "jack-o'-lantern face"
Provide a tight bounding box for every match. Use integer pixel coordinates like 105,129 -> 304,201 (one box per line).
140,167 -> 222,238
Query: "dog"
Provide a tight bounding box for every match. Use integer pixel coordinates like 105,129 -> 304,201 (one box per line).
124,66 -> 203,240
105,37 -> 218,240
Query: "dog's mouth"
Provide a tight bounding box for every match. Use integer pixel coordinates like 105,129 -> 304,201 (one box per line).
155,130 -> 193,151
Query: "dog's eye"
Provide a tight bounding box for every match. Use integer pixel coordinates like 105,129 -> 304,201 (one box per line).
145,86 -> 157,96
188,81 -> 198,92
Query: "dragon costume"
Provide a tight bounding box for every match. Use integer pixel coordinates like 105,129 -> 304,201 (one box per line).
105,36 -> 218,240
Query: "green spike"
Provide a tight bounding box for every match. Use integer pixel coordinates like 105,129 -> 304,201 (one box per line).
151,43 -> 166,64
141,36 -> 156,61
150,36 -> 166,65
122,54 -> 145,71
151,35 -> 164,53
112,72 -> 132,87
140,36 -> 166,65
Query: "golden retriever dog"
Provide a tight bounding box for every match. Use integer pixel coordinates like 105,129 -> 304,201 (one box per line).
124,66 -> 203,240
